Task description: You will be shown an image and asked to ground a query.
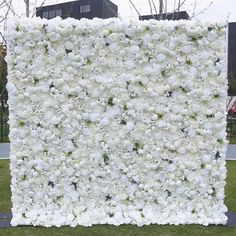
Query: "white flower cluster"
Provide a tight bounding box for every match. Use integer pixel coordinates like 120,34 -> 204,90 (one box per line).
6,17 -> 228,227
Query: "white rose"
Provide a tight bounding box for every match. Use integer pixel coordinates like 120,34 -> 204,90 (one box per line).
156,53 -> 166,62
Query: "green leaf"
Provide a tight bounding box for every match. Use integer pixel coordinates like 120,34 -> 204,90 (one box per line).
86,120 -> 92,126
166,91 -> 173,97
161,70 -> 167,77
103,154 -> 109,165
105,195 -> 112,201
217,139 -> 224,144
44,44 -> 48,53
208,26 -> 214,32
22,175 -> 27,181
138,81 -> 145,87
190,114 -> 196,120
215,151 -> 221,160
211,187 -> 216,196
67,151 -> 72,156
18,121 -> 25,127
165,190 -> 172,197
86,58 -> 92,65
120,120 -> 127,125
48,181 -> 54,188
156,113 -> 164,119
109,212 -> 114,217
180,86 -> 187,93
191,35 -> 203,41
206,114 -> 214,118
185,59 -> 192,65
33,78 -> 39,84
145,26 -> 150,31
108,97 -> 114,106
133,142 -> 144,153
43,150 -> 48,155
201,163 -> 206,169
65,49 -> 72,54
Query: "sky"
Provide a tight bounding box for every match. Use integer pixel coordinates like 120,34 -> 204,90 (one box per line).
1,0 -> 236,23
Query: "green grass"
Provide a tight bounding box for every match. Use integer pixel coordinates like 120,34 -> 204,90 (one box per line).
0,160 -> 236,236
0,161 -> 11,212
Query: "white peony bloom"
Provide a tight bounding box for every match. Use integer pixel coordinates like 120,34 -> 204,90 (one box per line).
202,155 -> 211,163
130,45 -> 140,54
14,45 -> 23,54
156,53 -> 166,62
100,117 -> 110,126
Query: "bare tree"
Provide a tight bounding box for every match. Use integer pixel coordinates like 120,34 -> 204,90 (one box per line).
151,0 -> 158,15
128,0 -> 142,19
190,1 -> 213,18
24,0 -> 30,17
148,0 -> 155,19
159,0 -> 163,14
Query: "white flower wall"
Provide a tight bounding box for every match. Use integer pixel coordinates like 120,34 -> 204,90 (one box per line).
6,17 -> 228,227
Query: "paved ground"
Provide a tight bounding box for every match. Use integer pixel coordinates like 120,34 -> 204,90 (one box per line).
226,144 -> 236,160
1,143 -> 236,160
0,143 -> 10,159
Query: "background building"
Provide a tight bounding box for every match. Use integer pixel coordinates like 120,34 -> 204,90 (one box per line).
139,11 -> 190,21
36,0 -> 118,20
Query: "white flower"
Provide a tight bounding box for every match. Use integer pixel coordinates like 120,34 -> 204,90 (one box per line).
181,46 -> 191,54
130,45 -> 140,54
202,155 -> 211,163
156,53 -> 166,62
65,41 -> 74,50
14,45 -> 23,54
207,31 -> 217,41
192,104 -> 200,112
80,47 -> 90,58
100,117 -> 110,126
6,82 -> 17,96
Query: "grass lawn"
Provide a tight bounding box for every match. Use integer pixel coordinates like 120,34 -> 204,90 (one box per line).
0,160 -> 236,236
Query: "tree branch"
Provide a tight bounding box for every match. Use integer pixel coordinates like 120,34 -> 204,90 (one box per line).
148,0 -> 155,19
191,1 -> 213,18
128,0 -> 142,19
151,0 -> 158,15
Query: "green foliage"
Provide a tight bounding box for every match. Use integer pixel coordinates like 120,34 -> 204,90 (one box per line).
185,59 -> 192,65
107,97 -> 114,106
191,35 -> 203,41
103,154 -> 109,165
